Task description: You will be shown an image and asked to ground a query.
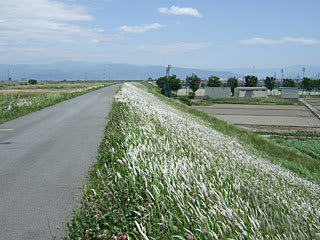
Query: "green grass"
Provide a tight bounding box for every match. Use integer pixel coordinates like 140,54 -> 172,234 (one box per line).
273,138 -> 320,160
0,82 -> 117,124
143,82 -> 320,184
192,97 -> 302,106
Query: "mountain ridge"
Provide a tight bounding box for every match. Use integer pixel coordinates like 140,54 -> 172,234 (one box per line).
0,61 -> 239,81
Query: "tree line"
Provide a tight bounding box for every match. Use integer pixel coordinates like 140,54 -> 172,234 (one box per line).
155,75 -> 320,97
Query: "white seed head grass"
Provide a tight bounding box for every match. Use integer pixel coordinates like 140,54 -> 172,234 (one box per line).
113,83 -> 320,239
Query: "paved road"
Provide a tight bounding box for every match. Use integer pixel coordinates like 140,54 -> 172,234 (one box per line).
0,84 -> 120,240
194,104 -> 320,130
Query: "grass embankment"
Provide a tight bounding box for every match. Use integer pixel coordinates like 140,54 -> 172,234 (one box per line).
192,97 -> 302,106
66,83 -> 319,240
146,83 -> 320,184
0,82 -> 116,124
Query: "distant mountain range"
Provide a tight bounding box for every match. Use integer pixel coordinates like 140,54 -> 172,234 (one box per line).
1,62 -> 319,81
0,61 -> 239,81
216,65 -> 320,79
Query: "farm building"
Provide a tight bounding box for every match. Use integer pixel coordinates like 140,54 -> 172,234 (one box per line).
205,87 -> 231,98
280,87 -> 299,100
235,87 -> 268,98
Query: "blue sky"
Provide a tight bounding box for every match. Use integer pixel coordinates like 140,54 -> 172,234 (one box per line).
0,0 -> 319,69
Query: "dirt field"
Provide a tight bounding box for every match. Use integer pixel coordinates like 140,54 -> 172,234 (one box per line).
194,104 -> 320,131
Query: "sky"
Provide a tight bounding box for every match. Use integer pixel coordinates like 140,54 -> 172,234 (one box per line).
0,0 -> 319,69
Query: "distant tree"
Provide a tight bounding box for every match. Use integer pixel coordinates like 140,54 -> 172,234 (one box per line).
245,75 -> 258,87
156,75 -> 181,95
156,76 -> 167,93
227,77 -> 238,96
28,79 -> 37,85
148,77 -> 153,81
200,83 -> 206,88
186,75 -> 201,94
264,76 -> 276,91
169,75 -> 182,94
207,76 -> 221,87
301,77 -> 313,94
283,78 -> 295,87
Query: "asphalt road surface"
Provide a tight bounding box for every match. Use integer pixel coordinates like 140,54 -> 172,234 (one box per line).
0,84 -> 120,240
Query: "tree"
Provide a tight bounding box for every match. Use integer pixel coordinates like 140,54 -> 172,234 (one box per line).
301,77 -> 313,94
264,76 -> 276,91
245,75 -> 258,87
28,79 -> 37,85
169,75 -> 182,94
227,77 -> 238,96
186,75 -> 201,94
207,76 -> 221,87
283,78 -> 295,87
156,76 -> 167,92
156,75 -> 181,95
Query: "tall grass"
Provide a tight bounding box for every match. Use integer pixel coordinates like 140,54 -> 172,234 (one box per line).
0,84 -> 114,124
66,83 -> 320,240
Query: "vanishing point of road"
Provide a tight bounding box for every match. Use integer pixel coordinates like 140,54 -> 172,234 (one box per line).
0,84 -> 120,240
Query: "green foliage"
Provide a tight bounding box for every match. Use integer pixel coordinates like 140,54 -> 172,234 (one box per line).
227,77 -> 238,96
178,96 -> 192,106
207,76 -> 221,87
283,78 -> 296,87
169,75 -> 182,93
244,75 -> 258,87
156,76 -> 167,89
264,76 -> 276,90
28,79 -> 38,85
186,75 -> 201,93
274,138 -> 320,160
301,77 -> 313,92
188,91 -> 195,99
156,75 -> 181,94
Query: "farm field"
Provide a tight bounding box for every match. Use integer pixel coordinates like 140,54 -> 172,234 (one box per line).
274,138 -> 320,160
0,81 -> 116,123
66,82 -> 320,240
193,104 -> 320,131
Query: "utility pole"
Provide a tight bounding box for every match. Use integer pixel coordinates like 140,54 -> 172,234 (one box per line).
7,69 -> 10,81
302,67 -> 306,80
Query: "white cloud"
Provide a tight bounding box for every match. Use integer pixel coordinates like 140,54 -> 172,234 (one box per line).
158,6 -> 202,18
136,42 -> 209,53
240,37 -> 320,45
120,23 -> 163,33
0,0 -> 109,45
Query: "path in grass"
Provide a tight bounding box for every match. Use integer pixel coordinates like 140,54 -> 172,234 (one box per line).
66,83 -> 320,240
